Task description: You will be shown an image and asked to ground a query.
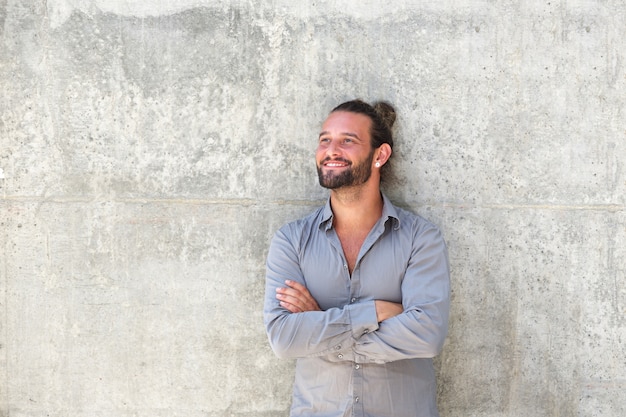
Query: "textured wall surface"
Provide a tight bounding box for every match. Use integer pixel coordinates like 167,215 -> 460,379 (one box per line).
1,1 -> 625,416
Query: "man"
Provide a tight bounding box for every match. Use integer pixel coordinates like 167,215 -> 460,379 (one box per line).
263,99 -> 450,417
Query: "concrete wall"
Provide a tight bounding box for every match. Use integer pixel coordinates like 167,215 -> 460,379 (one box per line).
1,1 -> 624,416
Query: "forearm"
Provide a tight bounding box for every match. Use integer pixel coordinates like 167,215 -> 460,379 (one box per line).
353,303 -> 449,363
374,300 -> 403,322
264,227 -> 381,359
354,223 -> 451,363
264,300 -> 379,359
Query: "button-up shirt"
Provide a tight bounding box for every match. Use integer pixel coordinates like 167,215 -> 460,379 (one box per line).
264,194 -> 450,417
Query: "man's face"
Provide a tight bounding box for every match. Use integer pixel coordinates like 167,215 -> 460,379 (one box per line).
316,111 -> 375,189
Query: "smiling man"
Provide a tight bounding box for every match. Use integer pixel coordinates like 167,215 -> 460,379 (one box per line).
316,110 -> 376,190
264,99 -> 451,417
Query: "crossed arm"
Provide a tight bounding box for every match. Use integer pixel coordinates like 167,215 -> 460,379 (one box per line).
276,280 -> 404,322
264,223 -> 450,362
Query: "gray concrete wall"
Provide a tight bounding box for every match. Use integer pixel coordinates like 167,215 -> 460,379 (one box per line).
1,1 -> 624,416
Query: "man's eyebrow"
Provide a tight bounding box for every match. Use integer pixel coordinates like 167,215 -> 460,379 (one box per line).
318,131 -> 362,140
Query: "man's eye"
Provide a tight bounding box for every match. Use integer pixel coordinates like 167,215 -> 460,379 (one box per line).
320,137 -> 330,143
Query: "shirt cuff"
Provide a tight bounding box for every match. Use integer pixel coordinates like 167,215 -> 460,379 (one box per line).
347,300 -> 379,339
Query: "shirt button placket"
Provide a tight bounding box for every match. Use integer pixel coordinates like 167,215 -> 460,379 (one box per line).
352,362 -> 364,416
334,345 -> 343,360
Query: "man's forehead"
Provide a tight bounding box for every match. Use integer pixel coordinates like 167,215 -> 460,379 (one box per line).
320,111 -> 372,134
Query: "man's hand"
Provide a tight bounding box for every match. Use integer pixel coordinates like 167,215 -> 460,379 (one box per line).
276,280 -> 321,313
375,300 -> 403,322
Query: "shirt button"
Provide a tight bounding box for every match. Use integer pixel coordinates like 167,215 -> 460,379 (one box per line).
355,397 -> 360,403
335,345 -> 342,350
350,297 -> 356,303
337,354 -> 343,359
355,364 -> 360,370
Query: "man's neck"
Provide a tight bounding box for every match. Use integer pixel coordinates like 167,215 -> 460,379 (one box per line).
329,183 -> 384,231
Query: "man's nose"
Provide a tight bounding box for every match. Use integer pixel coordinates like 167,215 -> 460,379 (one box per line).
325,140 -> 340,157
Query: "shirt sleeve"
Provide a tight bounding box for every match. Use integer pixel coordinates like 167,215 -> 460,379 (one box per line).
353,222 -> 451,364
263,225 -> 379,360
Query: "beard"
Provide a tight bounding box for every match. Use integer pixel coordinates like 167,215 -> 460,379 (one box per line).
317,151 -> 374,189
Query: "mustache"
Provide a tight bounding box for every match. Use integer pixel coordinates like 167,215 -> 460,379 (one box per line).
320,157 -> 351,165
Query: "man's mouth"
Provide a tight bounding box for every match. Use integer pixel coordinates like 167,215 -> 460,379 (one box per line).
322,158 -> 350,168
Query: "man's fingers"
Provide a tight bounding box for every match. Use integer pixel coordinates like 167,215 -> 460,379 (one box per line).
277,283 -> 313,303
277,292 -> 317,311
279,300 -> 302,313
276,282 -> 320,312
285,279 -> 308,293
276,292 -> 301,306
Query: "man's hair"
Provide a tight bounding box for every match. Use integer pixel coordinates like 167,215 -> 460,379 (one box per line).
331,99 -> 396,150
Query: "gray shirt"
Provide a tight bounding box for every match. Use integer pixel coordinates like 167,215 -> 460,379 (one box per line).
264,194 -> 450,417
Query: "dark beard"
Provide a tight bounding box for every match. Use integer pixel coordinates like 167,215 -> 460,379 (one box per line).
317,153 -> 374,189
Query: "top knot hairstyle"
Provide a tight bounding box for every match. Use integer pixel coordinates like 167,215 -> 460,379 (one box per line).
331,99 -> 396,150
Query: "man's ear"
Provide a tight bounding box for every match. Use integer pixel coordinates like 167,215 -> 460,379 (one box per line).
374,143 -> 392,167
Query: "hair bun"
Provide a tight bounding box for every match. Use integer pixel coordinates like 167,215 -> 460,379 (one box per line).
373,101 -> 396,131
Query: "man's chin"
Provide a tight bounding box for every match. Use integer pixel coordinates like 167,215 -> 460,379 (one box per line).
318,174 -> 348,189
319,179 -> 357,190
319,182 -> 340,190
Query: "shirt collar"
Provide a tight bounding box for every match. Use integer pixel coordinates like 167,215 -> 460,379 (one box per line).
319,193 -> 401,231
